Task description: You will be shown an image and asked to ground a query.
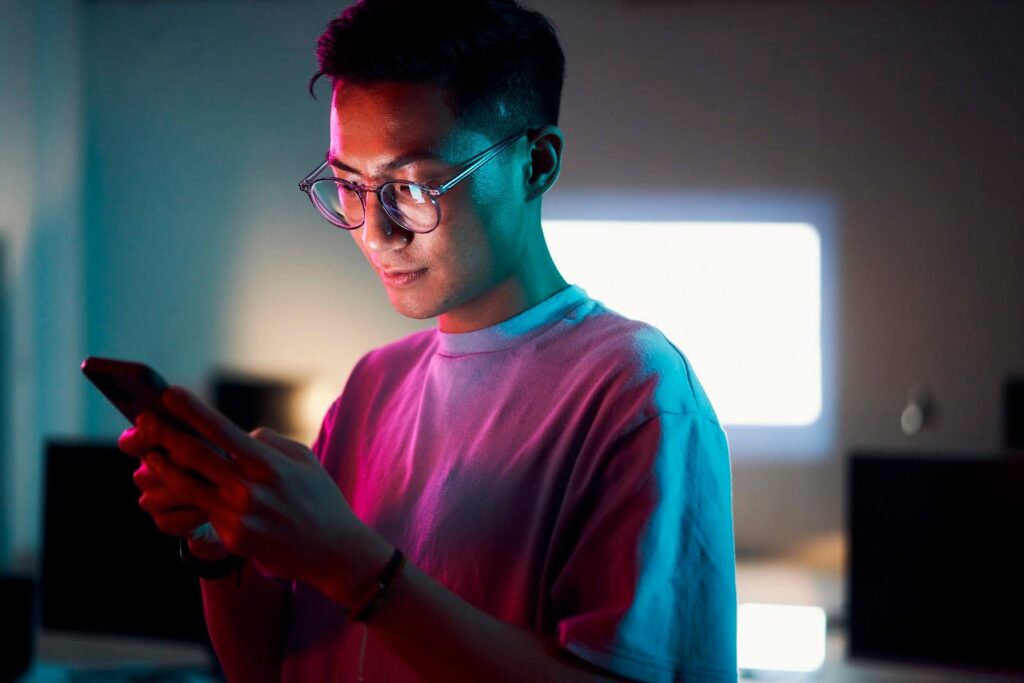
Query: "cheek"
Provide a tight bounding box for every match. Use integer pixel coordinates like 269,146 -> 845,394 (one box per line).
348,230 -> 368,260
423,231 -> 484,285
468,172 -> 526,251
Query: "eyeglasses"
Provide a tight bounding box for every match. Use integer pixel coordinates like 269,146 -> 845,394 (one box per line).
298,129 -> 527,234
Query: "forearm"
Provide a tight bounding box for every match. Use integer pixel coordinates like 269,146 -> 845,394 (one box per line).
199,558 -> 289,683
337,527 -> 631,683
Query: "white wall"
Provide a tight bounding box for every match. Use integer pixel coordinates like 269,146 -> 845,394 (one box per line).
4,0 -> 1021,567
0,0 -> 85,571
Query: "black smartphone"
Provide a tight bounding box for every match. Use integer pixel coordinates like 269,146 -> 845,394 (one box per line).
80,356 -> 203,440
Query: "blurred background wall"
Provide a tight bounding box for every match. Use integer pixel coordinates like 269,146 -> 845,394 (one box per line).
0,0 -> 85,572
1,0 -> 1021,572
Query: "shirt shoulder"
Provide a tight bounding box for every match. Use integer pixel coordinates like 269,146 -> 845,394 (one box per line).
560,300 -> 722,426
358,326 -> 437,374
311,327 -> 435,460
338,326 -> 437,397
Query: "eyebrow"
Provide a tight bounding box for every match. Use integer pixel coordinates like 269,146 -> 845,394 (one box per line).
326,149 -> 449,177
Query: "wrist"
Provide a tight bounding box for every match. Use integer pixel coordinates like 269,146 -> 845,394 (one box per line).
319,524 -> 395,607
346,547 -> 407,622
179,537 -> 246,581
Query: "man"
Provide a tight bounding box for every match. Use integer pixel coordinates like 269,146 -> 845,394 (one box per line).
120,1 -> 737,681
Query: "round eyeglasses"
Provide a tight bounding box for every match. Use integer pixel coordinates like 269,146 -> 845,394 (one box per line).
298,130 -> 526,234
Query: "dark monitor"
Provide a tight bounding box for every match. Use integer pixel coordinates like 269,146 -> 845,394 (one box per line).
1004,376 -> 1024,450
42,440 -> 208,643
846,451 -> 1024,675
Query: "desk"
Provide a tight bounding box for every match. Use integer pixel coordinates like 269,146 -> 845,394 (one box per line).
807,630 -> 1022,682
18,608 -> 1023,681
737,560 -> 1023,682
18,631 -> 215,682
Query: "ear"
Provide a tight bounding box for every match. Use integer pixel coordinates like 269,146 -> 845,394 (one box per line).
523,124 -> 565,201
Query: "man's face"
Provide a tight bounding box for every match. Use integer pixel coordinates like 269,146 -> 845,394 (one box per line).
329,81 -> 529,321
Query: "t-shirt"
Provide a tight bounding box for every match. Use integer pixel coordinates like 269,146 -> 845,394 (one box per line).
280,284 -> 738,682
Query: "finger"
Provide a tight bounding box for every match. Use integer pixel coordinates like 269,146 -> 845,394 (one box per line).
137,478 -> 204,515
135,453 -> 211,504
139,490 -> 199,516
138,412 -> 245,489
119,426 -> 157,459
250,427 -> 316,463
160,386 -> 275,474
148,449 -> 252,516
146,451 -> 226,514
133,458 -> 166,491
149,508 -> 211,537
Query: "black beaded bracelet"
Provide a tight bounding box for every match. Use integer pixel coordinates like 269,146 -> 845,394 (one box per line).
179,537 -> 247,586
347,547 -> 407,623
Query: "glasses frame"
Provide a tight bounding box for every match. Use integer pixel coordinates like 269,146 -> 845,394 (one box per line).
298,129 -> 527,234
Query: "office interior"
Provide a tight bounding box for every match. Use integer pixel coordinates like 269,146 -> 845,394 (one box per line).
1,0 -> 1022,681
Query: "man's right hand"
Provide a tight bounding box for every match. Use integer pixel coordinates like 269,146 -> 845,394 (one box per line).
119,417 -> 289,683
119,426 -> 228,560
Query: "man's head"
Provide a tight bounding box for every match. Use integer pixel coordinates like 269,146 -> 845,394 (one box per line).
308,0 -> 567,328
309,0 -> 564,140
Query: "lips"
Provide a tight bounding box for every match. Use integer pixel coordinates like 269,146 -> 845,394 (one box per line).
377,267 -> 427,288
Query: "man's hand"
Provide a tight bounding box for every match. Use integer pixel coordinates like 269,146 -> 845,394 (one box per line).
120,385 -> 368,602
119,423 -> 226,559
122,445 -> 210,536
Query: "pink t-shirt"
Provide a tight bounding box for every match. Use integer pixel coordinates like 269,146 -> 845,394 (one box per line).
281,284 -> 737,682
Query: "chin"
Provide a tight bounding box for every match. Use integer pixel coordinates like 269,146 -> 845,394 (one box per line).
385,290 -> 445,320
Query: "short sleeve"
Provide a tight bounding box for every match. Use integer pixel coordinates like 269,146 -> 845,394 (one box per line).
308,351 -> 375,468
310,394 -> 342,464
551,411 -> 738,682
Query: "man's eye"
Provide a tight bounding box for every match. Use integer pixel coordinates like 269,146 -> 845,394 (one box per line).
409,178 -> 441,190
395,184 -> 427,201
332,175 -> 360,188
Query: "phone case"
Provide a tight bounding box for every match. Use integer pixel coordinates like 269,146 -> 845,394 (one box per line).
80,356 -> 198,436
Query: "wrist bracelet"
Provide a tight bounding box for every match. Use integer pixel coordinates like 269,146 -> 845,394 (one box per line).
179,537 -> 247,586
346,547 -> 406,623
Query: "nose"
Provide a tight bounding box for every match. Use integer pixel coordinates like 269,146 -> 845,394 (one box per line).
360,192 -> 413,252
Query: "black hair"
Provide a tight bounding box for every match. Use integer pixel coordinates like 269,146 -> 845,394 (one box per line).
309,0 -> 565,136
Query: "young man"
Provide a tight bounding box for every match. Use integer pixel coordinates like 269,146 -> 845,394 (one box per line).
120,1 -> 737,681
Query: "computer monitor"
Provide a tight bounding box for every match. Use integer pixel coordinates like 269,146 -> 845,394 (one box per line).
846,451 -> 1024,675
42,440 -> 208,643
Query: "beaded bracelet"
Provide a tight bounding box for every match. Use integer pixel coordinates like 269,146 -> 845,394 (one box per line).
346,547 -> 407,623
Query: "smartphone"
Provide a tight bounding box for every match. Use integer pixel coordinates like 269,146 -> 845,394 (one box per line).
80,356 -> 203,439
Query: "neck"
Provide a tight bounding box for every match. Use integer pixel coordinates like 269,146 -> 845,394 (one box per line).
437,232 -> 567,334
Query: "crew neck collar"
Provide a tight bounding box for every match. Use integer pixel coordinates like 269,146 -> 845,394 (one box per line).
436,284 -> 588,356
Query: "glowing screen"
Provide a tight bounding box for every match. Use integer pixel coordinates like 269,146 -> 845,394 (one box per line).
542,220 -> 822,428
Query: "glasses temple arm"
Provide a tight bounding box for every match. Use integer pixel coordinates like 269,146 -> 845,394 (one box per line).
436,132 -> 525,195
299,159 -> 331,191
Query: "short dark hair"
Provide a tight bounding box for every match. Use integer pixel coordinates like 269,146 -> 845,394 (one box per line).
309,0 -> 565,136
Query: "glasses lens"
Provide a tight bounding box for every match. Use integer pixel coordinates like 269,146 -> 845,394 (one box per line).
310,179 -> 363,228
381,182 -> 438,232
